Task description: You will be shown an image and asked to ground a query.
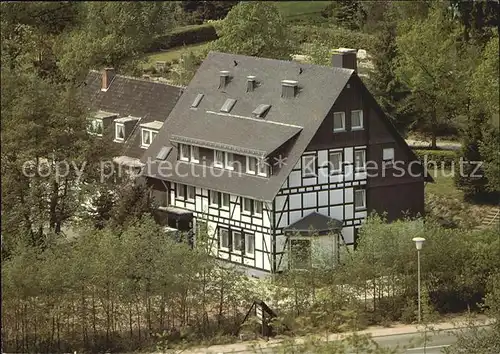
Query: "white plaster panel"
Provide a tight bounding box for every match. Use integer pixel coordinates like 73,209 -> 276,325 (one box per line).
303,192 -> 316,208
281,178 -> 288,189
263,251 -> 271,271
345,188 -> 354,203
329,205 -> 343,220
355,211 -> 367,220
329,189 -> 343,204
275,195 -> 287,213
319,207 -> 329,216
318,191 -> 329,206
231,254 -> 242,263
220,210 -> 229,219
195,196 -> 203,210
262,234 -> 271,253
355,171 -> 367,180
289,194 -> 301,210
317,150 -> 328,167
289,211 -> 302,224
342,227 -> 354,244
219,252 -> 229,260
244,258 -> 254,267
344,148 -> 354,163
344,204 -> 353,220
201,188 -> 208,197
318,168 -> 329,184
242,214 -> 251,224
303,177 -> 316,186
263,212 -> 271,228
294,158 -> 301,170
255,232 -> 263,251
255,251 -> 263,269
233,204 -> 241,219
329,174 -> 343,184
289,171 -> 301,187
276,234 -> 287,253
278,211 -> 288,228
344,165 -> 354,181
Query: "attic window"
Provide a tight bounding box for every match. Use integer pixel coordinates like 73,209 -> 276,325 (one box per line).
220,98 -> 236,113
156,146 -> 172,160
191,93 -> 204,108
252,104 -> 271,118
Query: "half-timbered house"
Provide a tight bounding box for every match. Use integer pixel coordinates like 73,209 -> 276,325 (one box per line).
141,50 -> 431,277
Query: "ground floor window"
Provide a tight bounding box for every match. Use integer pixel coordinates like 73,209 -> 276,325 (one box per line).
290,239 -> 311,269
219,228 -> 229,249
245,232 -> 254,257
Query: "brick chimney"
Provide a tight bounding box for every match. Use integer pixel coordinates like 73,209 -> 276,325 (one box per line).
101,68 -> 116,91
331,48 -> 357,72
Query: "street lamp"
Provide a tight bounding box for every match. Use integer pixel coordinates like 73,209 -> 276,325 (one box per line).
412,237 -> 425,323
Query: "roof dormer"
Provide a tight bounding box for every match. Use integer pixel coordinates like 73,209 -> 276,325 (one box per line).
113,116 -> 139,143
140,120 -> 163,148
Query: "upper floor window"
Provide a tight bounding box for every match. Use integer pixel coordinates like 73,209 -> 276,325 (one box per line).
329,151 -> 343,174
242,197 -> 253,214
354,188 -> 366,209
354,150 -> 366,171
142,129 -> 158,148
246,156 -> 257,174
221,193 -> 230,209
191,146 -> 199,163
333,112 -> 346,132
225,152 -> 234,170
383,148 -> 395,165
176,183 -> 185,200
179,144 -> 190,161
187,186 -> 195,201
351,110 -> 364,130
87,119 -> 103,136
115,123 -> 125,141
219,228 -> 230,250
302,155 -> 316,177
214,150 -> 224,168
257,158 -> 268,177
209,190 -> 219,206
254,200 -> 263,215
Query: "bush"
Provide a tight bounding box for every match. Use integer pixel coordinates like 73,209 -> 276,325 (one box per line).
291,25 -> 376,52
413,149 -> 459,169
148,24 -> 218,52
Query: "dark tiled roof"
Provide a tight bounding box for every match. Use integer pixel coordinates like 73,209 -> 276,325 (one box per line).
284,212 -> 343,234
141,51 -> 353,201
80,71 -> 183,160
170,111 -> 303,157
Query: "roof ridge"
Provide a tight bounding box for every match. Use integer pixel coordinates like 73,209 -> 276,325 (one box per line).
88,69 -> 186,89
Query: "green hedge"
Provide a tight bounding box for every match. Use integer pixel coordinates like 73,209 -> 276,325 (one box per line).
291,25 -> 376,52
148,24 -> 218,52
414,149 -> 460,169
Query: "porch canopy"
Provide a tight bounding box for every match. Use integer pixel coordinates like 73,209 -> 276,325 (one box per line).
284,211 -> 343,236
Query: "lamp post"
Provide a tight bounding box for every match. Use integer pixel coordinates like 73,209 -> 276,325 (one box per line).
412,237 -> 425,323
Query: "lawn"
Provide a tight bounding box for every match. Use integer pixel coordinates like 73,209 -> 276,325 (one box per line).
271,1 -> 332,17
142,41 -> 211,69
425,168 -> 464,200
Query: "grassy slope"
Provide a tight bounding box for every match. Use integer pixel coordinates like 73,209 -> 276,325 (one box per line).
271,1 -> 332,17
142,42 -> 210,69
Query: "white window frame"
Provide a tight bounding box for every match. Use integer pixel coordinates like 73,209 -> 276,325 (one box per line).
329,151 -> 343,174
232,230 -> 243,253
88,118 -> 103,136
141,128 -> 157,148
221,193 -> 230,210
383,147 -> 395,165
246,156 -> 256,174
333,112 -> 346,132
253,200 -> 263,216
242,197 -> 252,214
351,110 -> 364,130
224,152 -> 234,170
190,145 -> 199,163
354,150 -> 366,171
179,144 -> 190,161
186,186 -> 195,201
354,189 -> 366,210
244,232 -> 255,257
214,150 -> 224,168
176,183 -> 185,200
302,155 -> 316,177
257,158 -> 268,177
219,228 -> 230,250
115,123 -> 125,142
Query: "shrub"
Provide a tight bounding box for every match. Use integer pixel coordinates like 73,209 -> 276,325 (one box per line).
413,149 -> 459,169
148,24 -> 218,52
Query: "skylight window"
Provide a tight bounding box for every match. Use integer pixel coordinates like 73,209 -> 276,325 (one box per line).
156,146 -> 171,160
220,98 -> 236,113
252,104 -> 271,118
191,93 -> 204,108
